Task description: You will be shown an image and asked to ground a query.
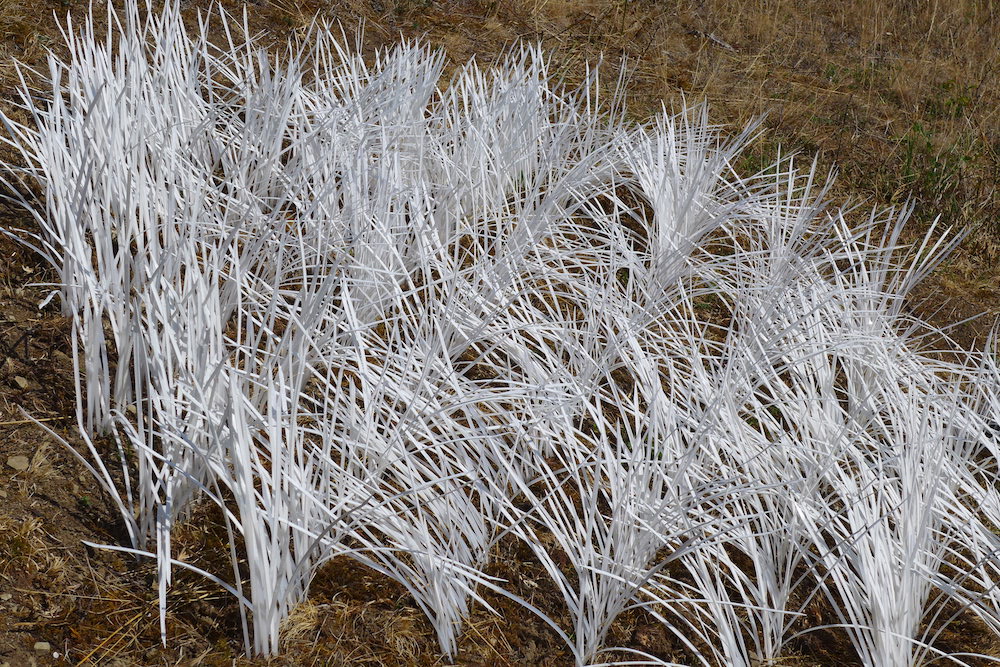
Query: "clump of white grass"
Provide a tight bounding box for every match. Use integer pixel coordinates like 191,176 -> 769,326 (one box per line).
3,1 -> 1000,664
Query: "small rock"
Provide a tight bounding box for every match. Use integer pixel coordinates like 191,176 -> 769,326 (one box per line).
33,641 -> 50,654
13,376 -> 29,390
6,455 -> 29,472
0,593 -> 11,601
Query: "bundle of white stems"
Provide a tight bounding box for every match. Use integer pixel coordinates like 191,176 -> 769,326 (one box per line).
2,2 -> 1000,665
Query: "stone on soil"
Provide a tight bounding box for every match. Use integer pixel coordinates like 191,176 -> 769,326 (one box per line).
6,455 -> 29,472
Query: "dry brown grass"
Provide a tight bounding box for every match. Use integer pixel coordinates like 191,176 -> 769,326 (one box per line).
0,1 -> 999,664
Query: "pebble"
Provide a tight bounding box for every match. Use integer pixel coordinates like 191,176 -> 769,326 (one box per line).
33,641 -> 50,654
6,455 -> 29,472
13,376 -> 29,390
0,593 -> 10,601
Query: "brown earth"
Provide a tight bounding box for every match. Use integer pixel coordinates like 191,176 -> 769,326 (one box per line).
1,1 -> 999,665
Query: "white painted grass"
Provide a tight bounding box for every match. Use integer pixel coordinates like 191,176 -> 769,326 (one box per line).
2,1 -> 1000,664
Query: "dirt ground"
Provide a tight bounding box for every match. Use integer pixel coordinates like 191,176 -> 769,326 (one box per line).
1,1 -> 999,665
